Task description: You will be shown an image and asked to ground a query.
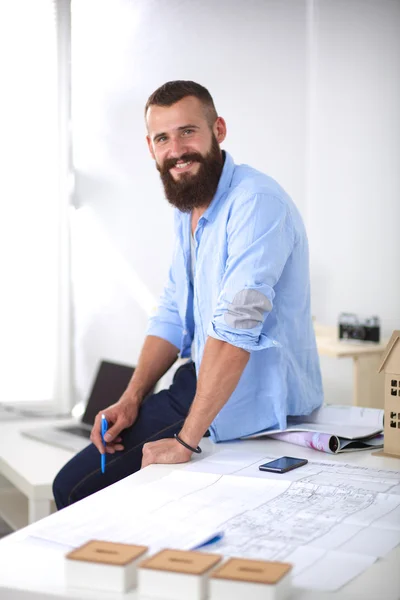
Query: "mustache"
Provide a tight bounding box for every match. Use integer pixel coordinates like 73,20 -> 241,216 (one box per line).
160,152 -> 205,174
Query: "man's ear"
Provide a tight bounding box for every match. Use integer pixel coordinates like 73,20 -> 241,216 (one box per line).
213,117 -> 227,144
146,135 -> 155,160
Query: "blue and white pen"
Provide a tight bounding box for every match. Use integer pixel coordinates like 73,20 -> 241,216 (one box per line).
101,414 -> 108,474
190,532 -> 224,551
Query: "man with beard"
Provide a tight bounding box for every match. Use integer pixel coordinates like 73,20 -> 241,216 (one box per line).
53,81 -> 323,509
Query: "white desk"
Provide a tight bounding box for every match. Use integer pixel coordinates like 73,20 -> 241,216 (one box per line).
0,419 -> 75,528
0,436 -> 399,600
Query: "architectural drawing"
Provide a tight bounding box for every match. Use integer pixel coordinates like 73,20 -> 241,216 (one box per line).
30,457 -> 400,591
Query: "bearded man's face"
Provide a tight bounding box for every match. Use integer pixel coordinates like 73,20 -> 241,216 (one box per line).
146,96 -> 225,212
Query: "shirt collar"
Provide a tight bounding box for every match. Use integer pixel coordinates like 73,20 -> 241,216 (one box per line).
201,151 -> 235,223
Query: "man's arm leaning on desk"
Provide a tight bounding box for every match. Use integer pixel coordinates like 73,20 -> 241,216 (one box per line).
141,336 -> 249,467
141,193 -> 294,467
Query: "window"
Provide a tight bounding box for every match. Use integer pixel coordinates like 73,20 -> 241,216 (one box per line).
0,1 -> 71,408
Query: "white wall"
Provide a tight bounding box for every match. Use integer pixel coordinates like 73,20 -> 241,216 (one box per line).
307,0 -> 400,402
70,0 -> 400,406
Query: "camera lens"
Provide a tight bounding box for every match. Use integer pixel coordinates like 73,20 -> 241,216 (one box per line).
352,326 -> 366,340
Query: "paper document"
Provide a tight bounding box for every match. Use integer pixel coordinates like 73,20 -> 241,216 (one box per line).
301,405 -> 384,429
242,405 -> 384,454
269,431 -> 384,454
29,457 -> 400,592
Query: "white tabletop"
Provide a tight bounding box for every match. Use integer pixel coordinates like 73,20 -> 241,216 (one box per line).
0,419 -> 75,500
0,435 -> 400,599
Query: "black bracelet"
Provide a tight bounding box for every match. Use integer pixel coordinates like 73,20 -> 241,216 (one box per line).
174,433 -> 202,454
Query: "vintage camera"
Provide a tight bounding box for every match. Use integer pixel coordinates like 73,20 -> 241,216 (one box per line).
338,313 -> 380,343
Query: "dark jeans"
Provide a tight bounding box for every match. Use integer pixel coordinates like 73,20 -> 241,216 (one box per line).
53,361 -> 197,510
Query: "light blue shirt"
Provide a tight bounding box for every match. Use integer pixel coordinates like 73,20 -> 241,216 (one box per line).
147,152 -> 323,442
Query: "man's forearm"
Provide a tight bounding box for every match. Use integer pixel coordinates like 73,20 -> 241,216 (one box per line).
179,337 -> 250,447
124,335 -> 179,406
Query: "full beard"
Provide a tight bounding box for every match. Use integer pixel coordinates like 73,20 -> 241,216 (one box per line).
157,135 -> 224,213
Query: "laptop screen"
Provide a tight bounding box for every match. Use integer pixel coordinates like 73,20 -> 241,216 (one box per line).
82,361 -> 135,426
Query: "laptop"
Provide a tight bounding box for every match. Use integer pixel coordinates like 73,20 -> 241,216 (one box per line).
22,360 -> 135,453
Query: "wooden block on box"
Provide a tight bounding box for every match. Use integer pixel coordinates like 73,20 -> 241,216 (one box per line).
210,557 -> 292,600
138,549 -> 222,600
65,540 -> 148,593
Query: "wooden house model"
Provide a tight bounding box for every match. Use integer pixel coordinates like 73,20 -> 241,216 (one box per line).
378,330 -> 400,457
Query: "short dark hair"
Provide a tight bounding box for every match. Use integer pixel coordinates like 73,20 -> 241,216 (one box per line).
145,80 -> 218,127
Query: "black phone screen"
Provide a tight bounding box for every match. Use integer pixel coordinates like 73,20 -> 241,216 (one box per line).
258,456 -> 308,473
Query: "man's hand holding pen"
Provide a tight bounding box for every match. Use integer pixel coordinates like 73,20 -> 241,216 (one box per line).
90,393 -> 140,454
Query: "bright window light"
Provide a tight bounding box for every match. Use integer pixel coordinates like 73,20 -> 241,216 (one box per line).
0,1 -> 60,402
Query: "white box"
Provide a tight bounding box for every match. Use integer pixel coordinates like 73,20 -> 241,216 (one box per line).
210,557 -> 292,600
65,539 -> 148,593
138,549 -> 222,600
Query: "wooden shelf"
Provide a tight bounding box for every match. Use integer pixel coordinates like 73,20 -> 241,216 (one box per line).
314,322 -> 387,358
316,335 -> 387,358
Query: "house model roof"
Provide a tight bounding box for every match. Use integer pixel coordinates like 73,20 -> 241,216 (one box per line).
378,330 -> 400,373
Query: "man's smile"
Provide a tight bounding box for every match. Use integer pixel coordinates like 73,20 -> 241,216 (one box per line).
170,160 -> 197,175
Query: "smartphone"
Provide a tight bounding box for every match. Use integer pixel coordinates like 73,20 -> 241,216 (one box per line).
258,456 -> 308,473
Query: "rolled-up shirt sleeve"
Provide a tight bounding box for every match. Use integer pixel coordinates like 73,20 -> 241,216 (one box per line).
207,193 -> 295,351
146,243 -> 183,351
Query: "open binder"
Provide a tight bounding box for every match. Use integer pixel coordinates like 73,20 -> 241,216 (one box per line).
242,405 -> 384,454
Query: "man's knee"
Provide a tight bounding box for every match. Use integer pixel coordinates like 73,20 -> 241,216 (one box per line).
52,466 -> 70,510
52,453 -> 86,510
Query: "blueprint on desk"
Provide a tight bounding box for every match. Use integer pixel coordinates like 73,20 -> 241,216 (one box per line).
29,451 -> 400,592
